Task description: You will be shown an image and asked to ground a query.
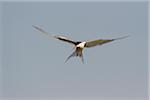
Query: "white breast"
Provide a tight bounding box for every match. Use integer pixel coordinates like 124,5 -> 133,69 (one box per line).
77,42 -> 86,48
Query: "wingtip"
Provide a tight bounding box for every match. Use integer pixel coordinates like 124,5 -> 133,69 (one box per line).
114,35 -> 130,40
32,25 -> 37,29
32,25 -> 41,32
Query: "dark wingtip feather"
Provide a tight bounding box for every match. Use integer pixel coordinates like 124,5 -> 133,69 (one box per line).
32,25 -> 39,30
32,25 -> 47,33
113,35 -> 129,40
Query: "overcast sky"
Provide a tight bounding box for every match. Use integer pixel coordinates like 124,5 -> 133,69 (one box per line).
0,1 -> 148,100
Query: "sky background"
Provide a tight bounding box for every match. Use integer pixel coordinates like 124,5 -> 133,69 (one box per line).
0,1 -> 148,100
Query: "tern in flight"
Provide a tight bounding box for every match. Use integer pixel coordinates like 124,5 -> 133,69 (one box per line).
33,25 -> 128,63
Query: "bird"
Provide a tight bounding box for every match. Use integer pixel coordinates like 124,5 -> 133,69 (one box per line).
33,25 -> 128,63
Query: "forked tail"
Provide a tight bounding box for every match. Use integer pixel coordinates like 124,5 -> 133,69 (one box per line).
80,54 -> 84,64
65,51 -> 77,63
65,51 -> 84,63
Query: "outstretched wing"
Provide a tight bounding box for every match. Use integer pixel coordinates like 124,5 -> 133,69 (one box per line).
32,25 -> 53,38
53,35 -> 80,45
85,36 -> 129,48
33,25 -> 79,45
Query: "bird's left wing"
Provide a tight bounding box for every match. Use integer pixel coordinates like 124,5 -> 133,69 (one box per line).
85,36 -> 129,48
33,25 -> 78,45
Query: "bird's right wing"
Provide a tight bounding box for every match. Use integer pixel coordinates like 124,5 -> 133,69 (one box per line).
32,25 -> 53,38
53,35 -> 79,45
33,25 -> 78,45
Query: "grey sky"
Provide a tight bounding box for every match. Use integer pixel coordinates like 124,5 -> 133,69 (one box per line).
1,1 -> 148,100
0,3 -> 3,98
